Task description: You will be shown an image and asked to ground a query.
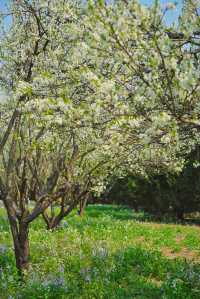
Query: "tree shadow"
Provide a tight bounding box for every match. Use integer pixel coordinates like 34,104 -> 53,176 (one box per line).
86,204 -> 200,226
86,204 -> 146,221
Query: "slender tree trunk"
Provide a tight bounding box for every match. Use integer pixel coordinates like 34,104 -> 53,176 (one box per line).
47,216 -> 61,230
78,198 -> 87,217
133,202 -> 139,213
45,202 -> 78,230
42,210 -> 52,230
78,194 -> 90,217
176,209 -> 184,221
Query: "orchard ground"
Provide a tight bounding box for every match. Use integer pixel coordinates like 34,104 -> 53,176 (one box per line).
0,205 -> 200,299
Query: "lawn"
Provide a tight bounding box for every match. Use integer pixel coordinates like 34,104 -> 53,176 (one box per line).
0,205 -> 200,299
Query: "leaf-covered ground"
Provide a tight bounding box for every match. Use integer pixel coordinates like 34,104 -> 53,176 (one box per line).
0,205 -> 200,298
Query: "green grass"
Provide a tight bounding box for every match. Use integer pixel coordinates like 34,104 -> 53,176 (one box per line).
0,205 -> 200,298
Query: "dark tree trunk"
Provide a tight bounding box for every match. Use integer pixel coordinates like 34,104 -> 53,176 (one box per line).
8,220 -> 29,274
11,221 -> 29,273
18,222 -> 29,271
176,209 -> 184,221
133,202 -> 139,213
4,199 -> 30,274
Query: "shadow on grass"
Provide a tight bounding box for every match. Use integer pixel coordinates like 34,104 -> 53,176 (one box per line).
86,204 -> 148,221
85,204 -> 200,226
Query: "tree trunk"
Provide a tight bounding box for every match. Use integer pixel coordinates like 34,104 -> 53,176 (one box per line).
4,200 -> 30,274
12,221 -> 29,273
47,216 -> 61,230
176,209 -> 184,221
8,212 -> 29,273
78,194 -> 89,217
45,202 -> 78,230
18,222 -> 29,271
133,202 -> 139,213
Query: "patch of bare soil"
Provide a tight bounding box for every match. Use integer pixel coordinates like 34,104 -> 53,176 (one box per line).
175,234 -> 185,243
148,277 -> 163,287
161,247 -> 200,262
134,236 -> 145,243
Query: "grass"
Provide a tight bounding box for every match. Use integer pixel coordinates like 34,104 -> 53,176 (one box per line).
0,204 -> 200,298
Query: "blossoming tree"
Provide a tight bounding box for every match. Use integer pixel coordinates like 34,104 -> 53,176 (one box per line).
1,0 -> 199,274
